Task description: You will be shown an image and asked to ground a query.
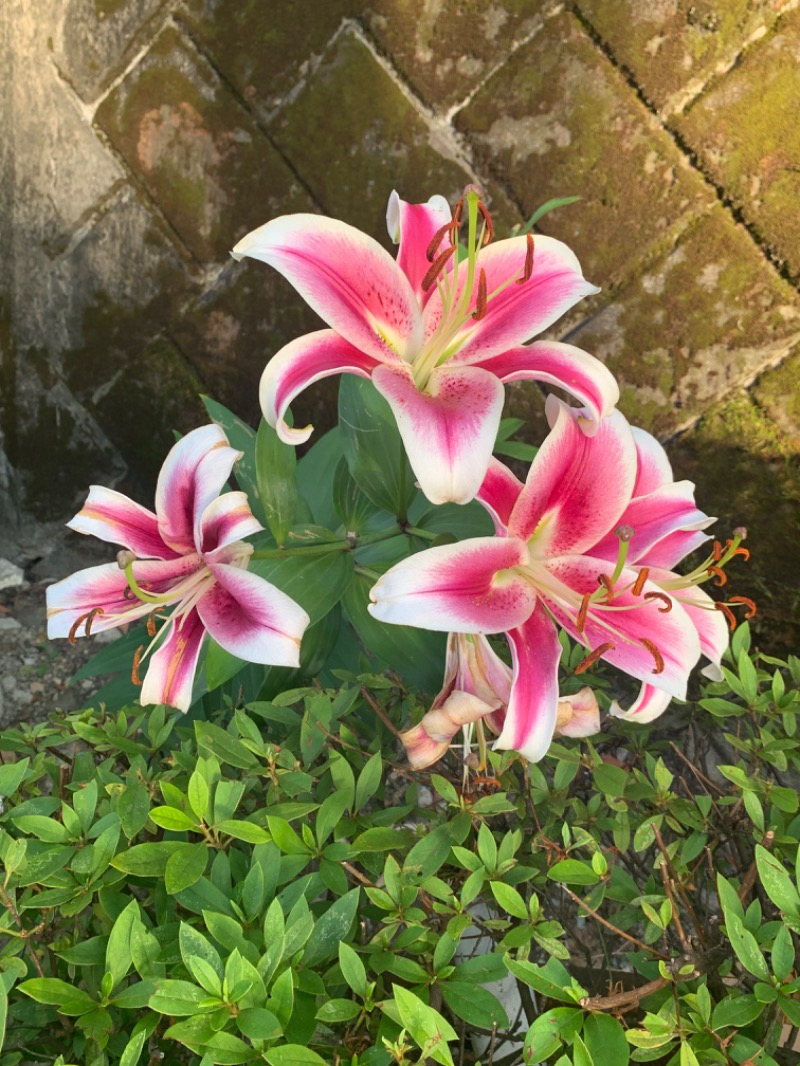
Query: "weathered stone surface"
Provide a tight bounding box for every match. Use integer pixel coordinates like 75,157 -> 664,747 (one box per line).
361,0 -> 553,109
671,391 -> 800,652
676,10 -> 800,282
566,208 -> 800,437
456,10 -> 714,290
752,344 -> 800,451
96,26 -> 304,264
55,0 -> 171,102
268,29 -> 472,241
179,0 -> 353,120
576,0 -> 784,115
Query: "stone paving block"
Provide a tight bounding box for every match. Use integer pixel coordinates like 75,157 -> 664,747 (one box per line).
455,9 -> 714,290
268,29 -> 473,241
55,0 -> 171,102
676,10 -> 800,282
566,208 -> 800,437
179,0 -> 353,120
96,25 -> 310,264
575,0 -> 784,116
361,0 -> 554,110
671,391 -> 800,652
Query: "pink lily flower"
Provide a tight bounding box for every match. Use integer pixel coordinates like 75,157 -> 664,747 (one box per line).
370,397 -> 730,761
400,632 -> 600,769
231,188 -> 618,505
46,425 -> 310,712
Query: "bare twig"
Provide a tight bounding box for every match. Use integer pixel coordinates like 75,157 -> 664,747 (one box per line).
561,885 -> 670,961
580,976 -> 669,1012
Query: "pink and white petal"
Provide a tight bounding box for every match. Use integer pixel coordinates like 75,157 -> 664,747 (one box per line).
232,213 -> 422,362
590,483 -> 715,564
68,486 -> 176,560
476,459 -> 524,534
372,362 -> 505,505
609,683 -> 673,724
631,427 -> 674,498
368,537 -> 537,633
544,556 -> 702,700
386,190 -> 453,303
425,235 -> 598,363
555,687 -> 601,738
199,563 -> 309,666
508,400 -> 637,554
260,329 -> 382,446
642,529 -> 711,571
475,340 -> 619,429
198,491 -> 262,557
494,603 -> 563,762
650,570 -> 730,674
45,555 -> 200,639
402,690 -> 499,770
139,610 -> 206,713
155,424 -> 231,554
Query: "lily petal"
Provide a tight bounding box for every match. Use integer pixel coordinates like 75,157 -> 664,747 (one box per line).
555,687 -> 602,738
139,609 -> 206,713
68,486 -> 176,560
260,329 -> 382,445
476,458 -> 524,534
650,570 -> 730,676
199,491 -> 262,557
509,399 -> 637,554
494,603 -> 563,762
372,362 -> 505,504
544,556 -> 702,700
368,537 -> 537,633
641,529 -> 711,571
474,340 -> 619,430
401,690 -> 498,770
426,235 -> 598,364
631,427 -> 674,497
590,482 -> 715,564
199,563 -> 309,666
155,424 -> 231,554
386,190 -> 452,303
610,683 -> 673,723
232,213 -> 422,362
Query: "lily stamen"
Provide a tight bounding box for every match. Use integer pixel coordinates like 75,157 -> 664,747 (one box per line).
640,638 -> 665,675
644,591 -> 672,613
730,596 -> 757,618
472,269 -> 488,321
712,540 -> 723,562
477,201 -> 494,246
632,567 -> 650,596
421,244 -> 457,292
131,645 -> 144,686
516,234 -> 535,285
575,641 -> 616,674
68,607 -> 105,644
576,592 -> 592,634
714,601 -> 738,631
597,573 -> 615,598
725,540 -> 750,561
707,565 -> 727,587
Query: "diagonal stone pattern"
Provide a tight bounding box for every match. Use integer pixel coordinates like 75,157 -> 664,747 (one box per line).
2,0 -> 799,649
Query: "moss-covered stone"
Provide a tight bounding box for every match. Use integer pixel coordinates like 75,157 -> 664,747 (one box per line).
95,26 -> 308,264
268,29 -> 472,241
361,0 -> 556,110
671,392 -> 800,652
752,345 -> 800,451
455,9 -> 714,291
567,208 -> 800,437
575,0 -> 783,115
676,10 -> 800,282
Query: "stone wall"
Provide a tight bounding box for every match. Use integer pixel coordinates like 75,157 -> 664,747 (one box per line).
2,0 -> 799,648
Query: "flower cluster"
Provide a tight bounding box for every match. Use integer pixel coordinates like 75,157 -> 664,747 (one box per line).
47,188 -> 752,765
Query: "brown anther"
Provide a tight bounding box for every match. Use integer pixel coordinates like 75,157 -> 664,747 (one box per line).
576,592 -> 592,634
67,607 -> 105,645
730,596 -> 757,619
477,201 -> 494,246
472,268 -> 488,320
712,540 -> 723,563
426,221 -> 456,262
123,585 -> 136,600
575,642 -> 615,674
421,244 -> 457,292
632,568 -> 650,597
597,573 -> 615,599
644,591 -> 673,613
640,637 -> 665,675
131,645 -> 145,686
707,565 -> 727,587
516,233 -> 535,285
451,198 -> 464,230
714,601 -> 738,632
725,539 -> 751,561
146,607 -> 164,637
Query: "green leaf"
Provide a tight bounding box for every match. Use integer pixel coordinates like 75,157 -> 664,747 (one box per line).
332,456 -> 383,532
256,417 -> 298,545
547,859 -> 600,886
504,955 -> 579,1003
316,998 -> 361,1023
772,923 -> 795,982
393,985 -> 457,1066
355,750 -> 383,810
524,1007 -> 581,1059
491,880 -> 530,920
149,806 -> 198,831
119,1028 -> 147,1066
724,911 -> 770,981
404,825 -> 453,880
302,889 -> 360,967
195,721 -> 259,770
339,941 -> 367,998
339,375 -> 415,517
0,756 -> 29,796
19,978 -> 97,1016
584,1013 -> 629,1066
251,549 -> 353,626
440,980 -> 509,1030
216,818 -> 271,843
12,815 -> 71,843
118,778 -> 150,839
148,978 -> 209,1015
711,993 -> 764,1030
106,900 -> 138,989
180,922 -> 224,981
518,195 -> 582,233
165,842 -> 208,894
756,845 -> 800,917
265,1047 -> 328,1066
112,841 -> 197,878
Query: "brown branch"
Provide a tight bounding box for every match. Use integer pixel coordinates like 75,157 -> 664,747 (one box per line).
360,685 -> 402,738
0,886 -> 46,978
561,886 -> 670,961
738,829 -> 775,905
580,976 -> 669,1012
